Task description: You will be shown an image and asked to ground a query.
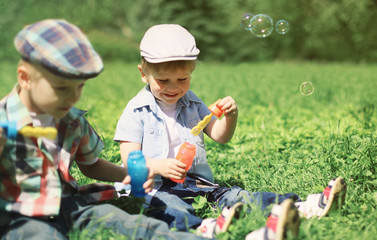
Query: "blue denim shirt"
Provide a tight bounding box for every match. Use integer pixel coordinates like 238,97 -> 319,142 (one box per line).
114,85 -> 215,183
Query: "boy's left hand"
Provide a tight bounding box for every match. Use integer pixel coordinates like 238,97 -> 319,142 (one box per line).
122,167 -> 155,194
217,96 -> 238,118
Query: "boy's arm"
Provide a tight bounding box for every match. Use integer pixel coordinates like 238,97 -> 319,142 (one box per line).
120,141 -> 187,180
78,158 -> 127,182
204,96 -> 238,144
77,158 -> 154,193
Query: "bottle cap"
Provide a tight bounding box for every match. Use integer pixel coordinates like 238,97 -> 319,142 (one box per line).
208,99 -> 223,118
128,150 -> 145,161
180,142 -> 196,152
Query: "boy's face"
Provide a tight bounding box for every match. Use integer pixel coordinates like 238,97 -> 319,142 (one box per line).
19,64 -> 86,119
142,67 -> 191,105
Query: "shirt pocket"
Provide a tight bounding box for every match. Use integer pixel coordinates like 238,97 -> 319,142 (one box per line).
143,127 -> 164,158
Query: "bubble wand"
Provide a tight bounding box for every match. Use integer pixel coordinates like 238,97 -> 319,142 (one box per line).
191,99 -> 224,136
0,121 -> 57,140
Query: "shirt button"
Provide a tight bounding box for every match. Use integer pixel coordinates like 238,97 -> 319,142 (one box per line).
149,128 -> 154,134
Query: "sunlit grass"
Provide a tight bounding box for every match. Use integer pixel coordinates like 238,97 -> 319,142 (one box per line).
1,60 -> 377,239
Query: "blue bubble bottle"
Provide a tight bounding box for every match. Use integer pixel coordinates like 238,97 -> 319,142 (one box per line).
127,150 -> 149,197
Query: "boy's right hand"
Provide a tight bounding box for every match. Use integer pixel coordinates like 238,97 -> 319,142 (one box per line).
158,158 -> 187,180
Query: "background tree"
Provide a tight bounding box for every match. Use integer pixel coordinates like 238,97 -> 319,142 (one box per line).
1,0 -> 376,63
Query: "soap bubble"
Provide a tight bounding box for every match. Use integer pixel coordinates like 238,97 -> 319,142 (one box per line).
275,20 -> 290,34
249,14 -> 273,38
240,13 -> 254,30
300,82 -> 314,96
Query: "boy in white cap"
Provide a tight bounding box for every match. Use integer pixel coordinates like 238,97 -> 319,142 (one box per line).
0,19 -> 211,240
114,24 -> 347,239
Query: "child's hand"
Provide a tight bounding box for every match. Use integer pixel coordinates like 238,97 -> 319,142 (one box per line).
122,167 -> 155,194
159,158 -> 187,180
217,96 -> 238,118
122,175 -> 131,186
143,168 -> 155,193
205,96 -> 238,144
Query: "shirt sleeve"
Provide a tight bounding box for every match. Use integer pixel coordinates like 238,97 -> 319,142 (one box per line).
74,116 -> 104,165
197,100 -> 216,122
113,101 -> 144,144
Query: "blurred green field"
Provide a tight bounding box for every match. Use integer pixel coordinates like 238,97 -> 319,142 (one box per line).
1,61 -> 377,239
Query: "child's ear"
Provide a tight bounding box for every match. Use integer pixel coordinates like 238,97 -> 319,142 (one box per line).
17,65 -> 31,90
138,64 -> 148,84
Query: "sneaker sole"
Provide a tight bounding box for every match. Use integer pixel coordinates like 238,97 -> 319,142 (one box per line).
219,202 -> 244,233
319,177 -> 347,219
275,199 -> 300,240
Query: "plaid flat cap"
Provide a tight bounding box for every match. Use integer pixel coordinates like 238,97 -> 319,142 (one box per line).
140,24 -> 200,63
14,19 -> 103,79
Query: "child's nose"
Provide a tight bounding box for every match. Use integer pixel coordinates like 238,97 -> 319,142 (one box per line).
66,89 -> 81,104
166,84 -> 178,91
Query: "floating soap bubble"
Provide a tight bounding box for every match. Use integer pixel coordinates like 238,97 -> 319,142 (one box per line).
300,82 -> 314,96
275,20 -> 290,34
249,14 -> 273,38
240,13 -> 254,30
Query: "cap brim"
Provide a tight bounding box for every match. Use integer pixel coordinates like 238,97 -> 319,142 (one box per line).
143,55 -> 198,63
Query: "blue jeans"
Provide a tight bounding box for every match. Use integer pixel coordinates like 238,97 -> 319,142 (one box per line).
146,176 -> 300,231
0,195 -> 208,240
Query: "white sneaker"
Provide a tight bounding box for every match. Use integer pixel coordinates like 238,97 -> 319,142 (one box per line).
246,199 -> 300,240
295,177 -> 347,219
197,202 -> 243,238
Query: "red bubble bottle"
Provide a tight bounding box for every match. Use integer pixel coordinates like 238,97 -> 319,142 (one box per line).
170,142 -> 196,183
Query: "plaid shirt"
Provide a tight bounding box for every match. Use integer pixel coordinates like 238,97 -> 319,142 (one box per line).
0,86 -> 117,221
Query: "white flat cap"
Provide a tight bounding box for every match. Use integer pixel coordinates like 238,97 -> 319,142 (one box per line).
140,24 -> 200,63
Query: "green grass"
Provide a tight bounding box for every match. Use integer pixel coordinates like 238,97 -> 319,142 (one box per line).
1,61 -> 377,239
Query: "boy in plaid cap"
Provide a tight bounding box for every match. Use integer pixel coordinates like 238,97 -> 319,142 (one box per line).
0,19 -> 209,240
113,24 -> 347,239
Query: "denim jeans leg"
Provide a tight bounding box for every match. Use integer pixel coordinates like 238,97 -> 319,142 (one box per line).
1,216 -> 67,240
72,203 -> 208,240
147,190 -> 203,231
146,177 -> 216,231
146,177 -> 301,232
213,186 -> 301,211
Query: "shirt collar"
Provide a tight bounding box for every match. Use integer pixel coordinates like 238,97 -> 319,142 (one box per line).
5,85 -> 85,130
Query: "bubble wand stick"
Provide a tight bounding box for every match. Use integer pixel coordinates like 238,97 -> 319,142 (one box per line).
0,121 -> 57,140
191,99 -> 224,136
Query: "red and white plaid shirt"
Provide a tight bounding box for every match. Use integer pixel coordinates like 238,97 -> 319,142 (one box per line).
0,86 -> 117,223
